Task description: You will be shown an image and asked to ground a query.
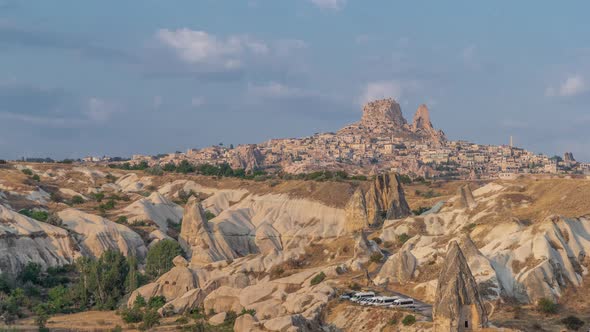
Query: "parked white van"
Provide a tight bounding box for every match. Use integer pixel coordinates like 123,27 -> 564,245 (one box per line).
360,296 -> 380,306
389,298 -> 415,308
350,292 -> 375,303
371,296 -> 401,307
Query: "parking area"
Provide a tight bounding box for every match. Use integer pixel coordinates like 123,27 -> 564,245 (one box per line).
338,289 -> 432,318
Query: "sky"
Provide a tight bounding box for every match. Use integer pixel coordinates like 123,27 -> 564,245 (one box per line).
1,0 -> 590,160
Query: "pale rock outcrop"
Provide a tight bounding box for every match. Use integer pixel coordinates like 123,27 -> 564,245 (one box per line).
128,258 -> 198,307
159,288 -> 206,315
344,188 -> 369,233
365,173 -> 411,225
208,312 -> 227,326
230,144 -> 264,172
203,286 -> 244,313
120,192 -> 183,231
178,197 -> 235,266
234,314 -> 262,332
374,248 -> 417,284
0,204 -> 78,275
361,98 -> 406,127
114,173 -> 152,192
58,209 -> 147,259
456,235 -> 500,299
255,222 -> 283,255
148,229 -> 173,247
349,232 -> 382,270
457,184 -> 477,209
480,215 -> 590,302
345,172 -> 411,232
411,104 -> 446,144
433,241 -> 487,332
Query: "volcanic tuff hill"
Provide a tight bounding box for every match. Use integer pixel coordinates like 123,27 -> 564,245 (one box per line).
339,98 -> 446,145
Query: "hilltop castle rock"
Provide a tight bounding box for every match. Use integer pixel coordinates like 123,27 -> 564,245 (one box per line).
361,98 -> 407,127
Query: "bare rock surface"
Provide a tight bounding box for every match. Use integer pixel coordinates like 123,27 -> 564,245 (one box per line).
0,204 -> 78,275
120,191 -> 183,231
178,197 -> 235,266
58,208 -> 147,259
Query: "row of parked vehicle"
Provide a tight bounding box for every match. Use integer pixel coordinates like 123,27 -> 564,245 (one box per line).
339,291 -> 416,309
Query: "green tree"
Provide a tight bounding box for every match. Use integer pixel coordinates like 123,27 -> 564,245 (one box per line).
75,250 -> 130,310
145,240 -> 183,279
125,256 -> 143,293
18,262 -> 42,285
141,309 -> 160,329
33,304 -> 50,329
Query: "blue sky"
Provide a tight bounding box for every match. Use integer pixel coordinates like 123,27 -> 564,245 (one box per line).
1,0 -> 589,160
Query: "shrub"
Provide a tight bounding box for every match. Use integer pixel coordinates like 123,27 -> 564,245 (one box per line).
99,199 -> 116,210
33,304 -> 50,329
561,315 -> 584,330
146,166 -> 164,176
397,233 -> 411,244
32,174 -> 41,181
537,297 -> 558,314
148,296 -> 166,310
19,262 -> 42,284
50,192 -> 63,203
18,209 -> 49,222
310,272 -> 326,286
92,192 -> 105,202
121,307 -> 143,323
204,210 -> 216,220
22,168 -> 33,176
111,326 -> 123,332
46,213 -> 63,226
178,189 -> 197,204
388,318 -> 398,325
71,195 -> 85,205
116,216 -> 128,224
412,206 -> 430,215
141,309 -> 160,329
402,315 -> 416,326
240,308 -> 256,317
134,294 -> 147,308
369,252 -> 384,263
463,223 -> 477,233
175,316 -> 189,324
349,282 -> 361,291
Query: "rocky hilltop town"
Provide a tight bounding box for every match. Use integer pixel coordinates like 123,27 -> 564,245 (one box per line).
119,99 -> 589,180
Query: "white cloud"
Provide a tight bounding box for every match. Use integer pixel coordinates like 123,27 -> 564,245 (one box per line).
156,29 -> 269,69
358,81 -> 403,105
546,75 -> 587,97
248,82 -> 308,99
309,0 -> 346,10
275,39 -> 307,56
85,97 -> 118,122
